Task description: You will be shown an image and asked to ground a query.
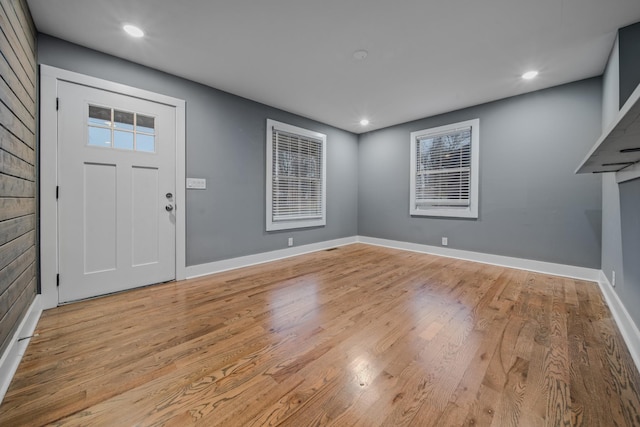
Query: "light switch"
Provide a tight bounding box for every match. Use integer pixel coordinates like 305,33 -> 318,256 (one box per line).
186,178 -> 206,189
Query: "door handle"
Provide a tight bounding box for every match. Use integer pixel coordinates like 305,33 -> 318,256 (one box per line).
165,204 -> 174,212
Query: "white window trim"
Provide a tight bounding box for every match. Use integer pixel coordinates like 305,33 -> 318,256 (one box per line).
266,119 -> 327,231
410,118 -> 480,219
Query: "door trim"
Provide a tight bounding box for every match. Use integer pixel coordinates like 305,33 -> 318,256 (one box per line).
40,65 -> 187,309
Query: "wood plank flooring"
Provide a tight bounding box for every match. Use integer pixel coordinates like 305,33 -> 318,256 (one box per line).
1,244 -> 639,426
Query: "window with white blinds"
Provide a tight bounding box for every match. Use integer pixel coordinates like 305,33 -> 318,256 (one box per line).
410,119 -> 480,218
266,119 -> 327,231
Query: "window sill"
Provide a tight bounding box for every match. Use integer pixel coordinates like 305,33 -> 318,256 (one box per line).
410,207 -> 478,219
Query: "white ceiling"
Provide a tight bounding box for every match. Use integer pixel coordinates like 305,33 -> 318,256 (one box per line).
27,0 -> 640,134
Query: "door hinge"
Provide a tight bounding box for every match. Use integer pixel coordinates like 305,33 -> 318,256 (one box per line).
56,274 -> 60,287
56,186 -> 59,200
56,97 -> 59,111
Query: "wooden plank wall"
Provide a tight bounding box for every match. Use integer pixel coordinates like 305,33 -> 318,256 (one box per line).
0,0 -> 37,356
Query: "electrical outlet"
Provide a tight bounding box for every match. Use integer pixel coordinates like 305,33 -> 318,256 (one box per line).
612,270 -> 616,287
442,237 -> 448,246
288,237 -> 293,247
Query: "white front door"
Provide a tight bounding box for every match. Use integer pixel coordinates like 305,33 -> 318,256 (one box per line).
57,81 -> 176,303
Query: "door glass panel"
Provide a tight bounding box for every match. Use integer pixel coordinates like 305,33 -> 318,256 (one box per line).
114,110 -> 134,131
88,105 -> 111,126
137,115 -> 155,133
136,134 -> 155,152
88,105 -> 156,153
114,130 -> 134,150
88,126 -> 112,147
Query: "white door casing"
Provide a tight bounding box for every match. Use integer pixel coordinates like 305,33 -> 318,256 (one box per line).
40,65 -> 186,308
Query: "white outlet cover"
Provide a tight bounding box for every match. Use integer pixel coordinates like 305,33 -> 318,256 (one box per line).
442,237 -> 448,246
612,271 -> 616,287
186,178 -> 206,189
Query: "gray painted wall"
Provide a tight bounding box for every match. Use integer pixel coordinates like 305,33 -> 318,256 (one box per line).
37,35 -> 359,266
358,78 -> 603,268
601,35 -> 625,294
602,36 -> 620,130
620,178 -> 640,323
601,22 -> 640,330
601,174 -> 624,286
37,35 -> 605,272
619,22 -> 640,108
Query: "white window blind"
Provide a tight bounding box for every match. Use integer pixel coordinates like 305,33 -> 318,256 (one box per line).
266,119 -> 326,231
410,119 -> 479,218
415,127 -> 471,207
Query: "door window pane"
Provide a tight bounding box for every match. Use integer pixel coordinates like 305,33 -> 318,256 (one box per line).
114,110 -> 134,131
88,106 -> 111,126
136,115 -> 155,134
88,126 -> 112,147
136,134 -> 155,152
88,105 -> 157,153
114,130 -> 134,150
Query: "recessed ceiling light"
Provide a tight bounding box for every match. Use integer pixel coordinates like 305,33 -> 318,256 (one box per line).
353,50 -> 368,60
522,70 -> 539,80
123,24 -> 144,38
360,119 -> 370,126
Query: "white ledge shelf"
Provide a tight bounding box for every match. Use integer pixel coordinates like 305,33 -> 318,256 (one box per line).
576,83 -> 640,174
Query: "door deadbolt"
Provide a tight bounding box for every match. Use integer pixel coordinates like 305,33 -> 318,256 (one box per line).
166,193 -> 173,199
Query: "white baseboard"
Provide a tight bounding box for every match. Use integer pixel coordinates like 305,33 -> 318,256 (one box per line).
0,295 -> 43,404
597,271 -> 640,372
356,236 -> 601,282
186,235 -> 601,282
186,236 -> 358,279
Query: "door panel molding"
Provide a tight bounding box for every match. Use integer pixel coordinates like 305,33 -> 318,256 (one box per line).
40,65 -> 186,309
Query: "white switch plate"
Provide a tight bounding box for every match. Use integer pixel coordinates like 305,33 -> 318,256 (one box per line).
186,178 -> 206,189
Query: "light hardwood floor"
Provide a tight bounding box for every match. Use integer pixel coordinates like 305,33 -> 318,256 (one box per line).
1,244 -> 639,426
